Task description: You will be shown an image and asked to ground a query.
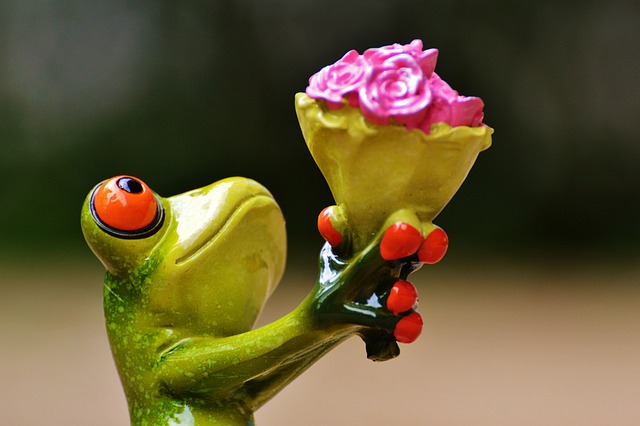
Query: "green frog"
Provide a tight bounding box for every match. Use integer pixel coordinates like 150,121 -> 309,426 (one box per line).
81,175 -> 428,425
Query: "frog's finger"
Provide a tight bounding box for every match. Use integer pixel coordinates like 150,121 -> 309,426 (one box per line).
417,226 -> 448,264
317,206 -> 345,248
393,311 -> 423,343
379,222 -> 423,260
359,308 -> 422,361
386,280 -> 419,315
375,209 -> 424,262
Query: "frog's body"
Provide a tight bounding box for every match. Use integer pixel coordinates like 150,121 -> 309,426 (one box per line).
82,175 -> 422,425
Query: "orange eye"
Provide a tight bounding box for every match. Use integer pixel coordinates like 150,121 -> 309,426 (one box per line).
90,175 -> 164,238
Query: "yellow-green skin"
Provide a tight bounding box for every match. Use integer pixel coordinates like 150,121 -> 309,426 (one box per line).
81,177 -> 414,425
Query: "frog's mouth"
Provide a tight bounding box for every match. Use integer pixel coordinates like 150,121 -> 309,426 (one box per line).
166,177 -> 282,266
149,177 -> 286,334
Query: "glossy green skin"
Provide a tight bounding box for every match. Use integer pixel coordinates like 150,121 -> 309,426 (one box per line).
81,177 -> 418,425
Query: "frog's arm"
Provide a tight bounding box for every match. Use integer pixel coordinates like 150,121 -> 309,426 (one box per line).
155,297 -> 354,411
156,237 -> 416,410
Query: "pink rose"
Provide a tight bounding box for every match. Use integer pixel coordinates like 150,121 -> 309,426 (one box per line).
418,73 -> 456,133
364,39 -> 438,77
419,73 -> 485,133
304,39 -> 485,133
358,54 -> 431,128
306,50 -> 368,107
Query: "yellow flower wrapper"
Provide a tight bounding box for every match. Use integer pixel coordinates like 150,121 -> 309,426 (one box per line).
296,93 -> 493,251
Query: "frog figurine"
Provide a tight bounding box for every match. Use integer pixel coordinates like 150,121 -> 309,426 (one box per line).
81,174 -> 428,426
81,39 -> 493,426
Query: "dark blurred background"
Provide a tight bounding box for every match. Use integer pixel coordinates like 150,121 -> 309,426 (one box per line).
2,2 -> 640,425
1,0 -> 638,260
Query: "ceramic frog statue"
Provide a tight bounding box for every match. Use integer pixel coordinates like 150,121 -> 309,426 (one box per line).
81,175 -> 428,426
81,39 -> 493,426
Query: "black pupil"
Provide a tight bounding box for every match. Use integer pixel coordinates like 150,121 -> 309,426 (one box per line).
117,178 -> 143,194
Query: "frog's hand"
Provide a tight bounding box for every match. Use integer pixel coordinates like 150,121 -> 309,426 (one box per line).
154,300 -> 357,412
312,215 -> 429,361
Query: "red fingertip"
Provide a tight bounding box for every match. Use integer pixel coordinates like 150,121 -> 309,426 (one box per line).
317,207 -> 342,247
418,228 -> 448,264
394,312 -> 423,344
380,222 -> 422,260
386,280 -> 419,315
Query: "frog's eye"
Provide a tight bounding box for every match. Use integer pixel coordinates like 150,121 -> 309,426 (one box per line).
90,176 -> 164,239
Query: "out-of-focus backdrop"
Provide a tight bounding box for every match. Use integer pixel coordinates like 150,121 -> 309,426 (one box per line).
1,1 -> 638,425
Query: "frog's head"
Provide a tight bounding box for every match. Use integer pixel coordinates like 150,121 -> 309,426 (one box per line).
80,175 -> 286,336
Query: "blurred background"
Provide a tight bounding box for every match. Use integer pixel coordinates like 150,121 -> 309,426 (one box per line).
1,0 -> 638,424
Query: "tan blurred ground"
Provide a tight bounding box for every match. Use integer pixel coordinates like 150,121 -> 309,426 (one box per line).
1,256 -> 638,425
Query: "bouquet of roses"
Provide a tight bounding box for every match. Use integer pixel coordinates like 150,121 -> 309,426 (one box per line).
296,39 -> 493,252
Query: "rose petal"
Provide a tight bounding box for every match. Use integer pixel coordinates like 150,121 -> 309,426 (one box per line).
450,96 -> 485,127
429,73 -> 458,101
358,54 -> 431,127
363,40 -> 438,77
306,49 -> 367,103
419,97 -> 452,134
